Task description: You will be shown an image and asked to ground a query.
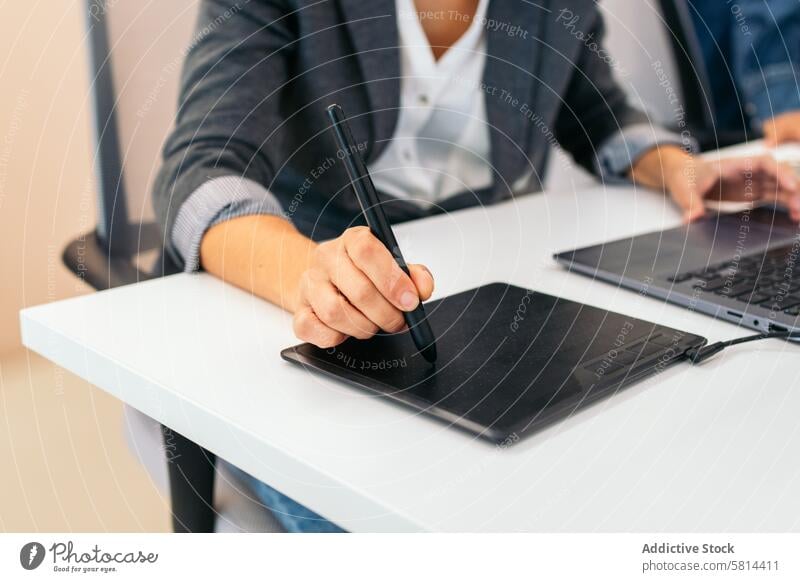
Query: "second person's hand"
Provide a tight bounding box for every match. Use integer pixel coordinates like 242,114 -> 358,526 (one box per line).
292,226 -> 435,349
763,111 -> 800,147
665,153 -> 800,222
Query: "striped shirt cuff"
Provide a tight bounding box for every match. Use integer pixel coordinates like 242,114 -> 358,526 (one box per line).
595,123 -> 699,182
172,176 -> 284,272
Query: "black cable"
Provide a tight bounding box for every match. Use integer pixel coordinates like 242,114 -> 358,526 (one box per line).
685,330 -> 800,364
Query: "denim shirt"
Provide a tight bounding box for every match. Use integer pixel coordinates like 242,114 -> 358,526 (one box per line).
691,0 -> 800,131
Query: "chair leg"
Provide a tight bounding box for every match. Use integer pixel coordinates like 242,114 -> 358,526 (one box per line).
162,425 -> 217,533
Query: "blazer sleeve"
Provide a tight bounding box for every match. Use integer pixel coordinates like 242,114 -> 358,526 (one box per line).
152,0 -> 295,268
553,12 -> 652,176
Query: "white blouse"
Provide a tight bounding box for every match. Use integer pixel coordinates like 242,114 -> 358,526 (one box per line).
369,0 -> 493,208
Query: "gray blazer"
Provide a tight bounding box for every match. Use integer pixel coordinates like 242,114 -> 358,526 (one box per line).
154,0 -> 649,267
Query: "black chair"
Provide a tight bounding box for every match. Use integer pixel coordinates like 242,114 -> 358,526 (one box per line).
63,0 -> 217,533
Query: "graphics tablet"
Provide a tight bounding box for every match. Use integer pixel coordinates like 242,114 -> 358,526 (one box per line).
281,283 -> 706,444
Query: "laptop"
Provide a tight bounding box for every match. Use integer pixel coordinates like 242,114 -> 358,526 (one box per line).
554,205 -> 800,334
282,283 -> 706,444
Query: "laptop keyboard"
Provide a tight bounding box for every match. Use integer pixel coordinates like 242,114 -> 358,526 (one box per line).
668,242 -> 800,315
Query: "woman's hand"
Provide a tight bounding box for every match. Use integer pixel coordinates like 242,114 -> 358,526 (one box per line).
293,226 -> 434,349
200,216 -> 433,349
630,145 -> 800,222
664,154 -> 800,222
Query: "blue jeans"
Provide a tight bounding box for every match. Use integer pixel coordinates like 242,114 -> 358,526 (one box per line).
224,461 -> 345,533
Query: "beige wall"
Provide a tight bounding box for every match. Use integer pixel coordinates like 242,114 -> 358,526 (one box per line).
0,0 -> 95,354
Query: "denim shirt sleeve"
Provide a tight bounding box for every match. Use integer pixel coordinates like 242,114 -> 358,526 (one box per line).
733,0 -> 800,122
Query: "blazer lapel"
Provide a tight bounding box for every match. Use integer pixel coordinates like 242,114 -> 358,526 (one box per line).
337,0 -> 400,161
484,0 -> 547,197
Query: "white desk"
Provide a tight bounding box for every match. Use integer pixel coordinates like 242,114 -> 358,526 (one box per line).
21,181 -> 800,532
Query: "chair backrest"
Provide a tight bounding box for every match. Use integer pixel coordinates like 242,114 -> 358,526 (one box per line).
599,0 -> 712,131
86,0 -> 200,255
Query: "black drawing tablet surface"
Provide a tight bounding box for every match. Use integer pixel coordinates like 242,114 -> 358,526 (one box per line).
281,283 -> 706,444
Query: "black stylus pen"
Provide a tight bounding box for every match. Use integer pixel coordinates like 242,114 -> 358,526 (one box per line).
326,104 -> 437,363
